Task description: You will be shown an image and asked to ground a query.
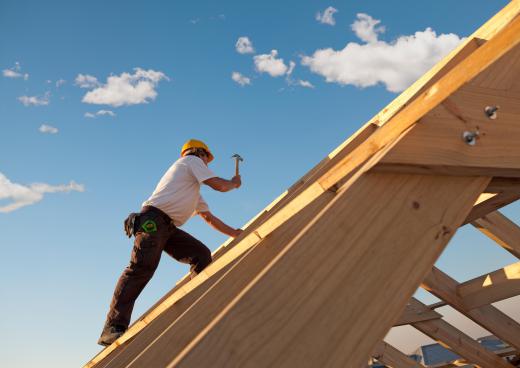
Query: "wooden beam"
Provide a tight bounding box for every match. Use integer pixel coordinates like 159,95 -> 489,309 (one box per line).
373,162 -> 520,178
457,262 -> 520,309
428,301 -> 448,310
161,173 -> 488,368
395,298 -> 442,326
372,341 -> 425,368
472,211 -> 520,259
430,348 -> 519,368
422,267 -> 520,352
428,360 -> 468,368
412,317 -> 513,368
409,299 -> 513,368
464,191 -> 520,224
486,177 -> 520,193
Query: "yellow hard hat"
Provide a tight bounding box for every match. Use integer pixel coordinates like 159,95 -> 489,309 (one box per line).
181,139 -> 214,162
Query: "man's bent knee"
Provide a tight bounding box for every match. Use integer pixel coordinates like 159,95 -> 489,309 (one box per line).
195,248 -> 212,273
191,248 -> 212,274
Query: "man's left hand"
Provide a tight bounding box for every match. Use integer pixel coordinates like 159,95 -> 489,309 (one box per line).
231,228 -> 243,238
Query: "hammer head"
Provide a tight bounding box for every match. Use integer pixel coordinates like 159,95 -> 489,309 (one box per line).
231,153 -> 244,162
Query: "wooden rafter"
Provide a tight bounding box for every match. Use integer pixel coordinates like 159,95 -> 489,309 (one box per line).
408,300 -> 513,368
472,210 -> 520,259
422,267 -> 520,352
372,341 -> 425,368
412,318 -> 513,368
486,177 -> 520,193
395,298 -> 442,326
464,190 -> 520,225
457,262 -> 520,310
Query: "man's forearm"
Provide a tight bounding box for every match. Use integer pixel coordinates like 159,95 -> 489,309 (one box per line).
203,176 -> 241,192
200,212 -> 240,237
208,216 -> 238,237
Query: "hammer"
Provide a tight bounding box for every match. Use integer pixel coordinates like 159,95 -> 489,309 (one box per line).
231,153 -> 243,176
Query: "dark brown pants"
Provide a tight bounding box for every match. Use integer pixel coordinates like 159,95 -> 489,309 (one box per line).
105,207 -> 212,328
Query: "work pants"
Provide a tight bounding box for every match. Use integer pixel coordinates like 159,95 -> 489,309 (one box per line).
105,206 -> 212,328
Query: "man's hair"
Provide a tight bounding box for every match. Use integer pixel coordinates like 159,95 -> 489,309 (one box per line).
184,147 -> 208,158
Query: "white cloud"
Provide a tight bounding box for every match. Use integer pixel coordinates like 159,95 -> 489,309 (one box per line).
298,80 -> 315,88
231,72 -> 251,86
75,74 -> 100,89
190,18 -> 200,24
351,13 -> 385,44
55,79 -> 66,87
316,6 -> 338,26
285,62 -> 312,88
84,109 -> 116,118
39,124 -> 58,134
0,172 -> 84,213
96,109 -> 116,116
302,14 -> 464,92
80,68 -> 169,107
18,92 -> 50,106
236,37 -> 255,54
2,62 -> 29,80
3,69 -> 21,78
3,69 -> 26,79
254,50 -> 289,77
286,61 -> 296,76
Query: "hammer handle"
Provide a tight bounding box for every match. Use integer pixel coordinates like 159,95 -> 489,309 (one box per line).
235,159 -> 239,176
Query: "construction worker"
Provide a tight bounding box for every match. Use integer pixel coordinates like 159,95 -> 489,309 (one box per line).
98,139 -> 242,346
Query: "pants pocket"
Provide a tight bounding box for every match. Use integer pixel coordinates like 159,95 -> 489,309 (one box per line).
130,233 -> 161,271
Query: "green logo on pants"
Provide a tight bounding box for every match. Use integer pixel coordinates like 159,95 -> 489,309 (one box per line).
141,220 -> 158,233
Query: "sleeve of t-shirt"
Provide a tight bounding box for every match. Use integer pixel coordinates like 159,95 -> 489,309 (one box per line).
195,195 -> 210,214
189,157 -> 216,183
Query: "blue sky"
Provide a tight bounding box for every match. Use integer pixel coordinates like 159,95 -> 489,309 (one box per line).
1,0 -> 517,366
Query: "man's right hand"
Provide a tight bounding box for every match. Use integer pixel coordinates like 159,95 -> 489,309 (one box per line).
231,175 -> 241,189
204,176 -> 241,192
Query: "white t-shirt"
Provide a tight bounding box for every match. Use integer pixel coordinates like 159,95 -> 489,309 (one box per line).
142,156 -> 216,226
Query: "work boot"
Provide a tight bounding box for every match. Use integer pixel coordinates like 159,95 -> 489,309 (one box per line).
97,324 -> 127,347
